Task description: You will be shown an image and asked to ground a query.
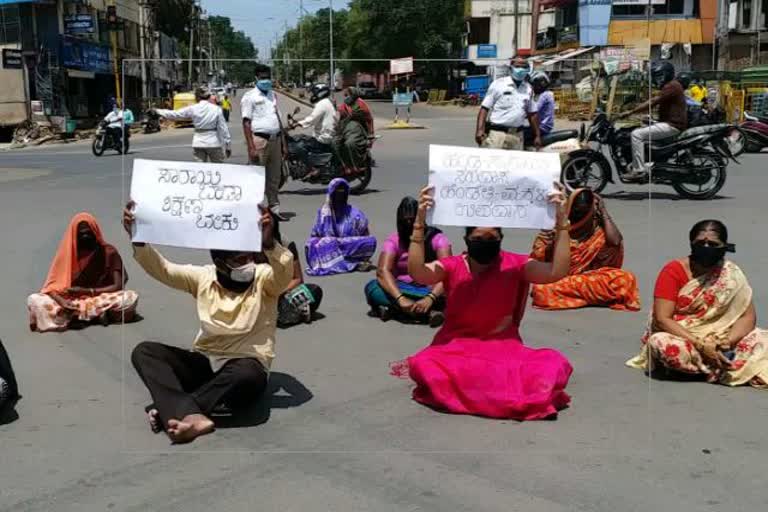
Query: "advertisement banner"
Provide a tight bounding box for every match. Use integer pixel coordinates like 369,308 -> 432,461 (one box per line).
578,0 -> 612,47
61,37 -> 111,74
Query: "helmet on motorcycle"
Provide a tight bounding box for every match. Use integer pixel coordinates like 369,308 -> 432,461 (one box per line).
676,71 -> 692,89
310,83 -> 331,103
530,71 -> 550,91
650,61 -> 675,89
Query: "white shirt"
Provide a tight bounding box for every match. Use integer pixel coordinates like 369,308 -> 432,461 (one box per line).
104,110 -> 124,129
298,98 -> 338,145
241,88 -> 281,135
156,101 -> 231,149
481,77 -> 537,128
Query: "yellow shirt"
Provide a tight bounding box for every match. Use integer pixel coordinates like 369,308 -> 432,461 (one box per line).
689,85 -> 706,103
221,98 -> 232,111
133,243 -> 294,371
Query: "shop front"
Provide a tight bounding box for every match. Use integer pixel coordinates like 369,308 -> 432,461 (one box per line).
61,36 -> 114,118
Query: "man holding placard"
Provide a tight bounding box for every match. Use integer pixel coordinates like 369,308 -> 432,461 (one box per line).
123,193 -> 293,443
475,57 -> 542,151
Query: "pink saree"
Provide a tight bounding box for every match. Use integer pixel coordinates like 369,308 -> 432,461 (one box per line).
392,252 -> 572,420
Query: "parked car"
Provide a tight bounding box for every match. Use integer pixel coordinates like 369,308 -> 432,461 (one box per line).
357,81 -> 379,99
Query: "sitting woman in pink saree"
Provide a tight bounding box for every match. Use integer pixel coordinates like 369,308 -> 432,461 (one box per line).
390,184 -> 574,420
627,220 -> 768,388
27,212 -> 138,333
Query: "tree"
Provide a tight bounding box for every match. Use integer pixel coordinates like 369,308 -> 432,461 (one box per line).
208,16 -> 259,85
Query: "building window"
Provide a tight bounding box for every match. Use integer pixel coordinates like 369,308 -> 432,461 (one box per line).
467,17 -> 491,45
0,5 -> 21,44
613,0 -> 688,18
742,0 -> 753,28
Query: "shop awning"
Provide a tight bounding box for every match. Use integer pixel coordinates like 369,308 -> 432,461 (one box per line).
538,46 -> 595,68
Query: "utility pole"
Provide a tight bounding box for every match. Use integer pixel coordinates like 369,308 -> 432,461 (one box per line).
188,2 -> 197,89
329,0 -> 334,89
207,16 -> 214,84
107,3 -> 122,106
299,0 -> 304,85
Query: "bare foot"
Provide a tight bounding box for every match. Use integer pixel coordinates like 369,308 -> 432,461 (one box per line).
166,414 -> 215,444
146,408 -> 161,434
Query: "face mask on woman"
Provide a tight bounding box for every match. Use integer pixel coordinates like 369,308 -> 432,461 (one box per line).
466,238 -> 501,264
690,243 -> 727,268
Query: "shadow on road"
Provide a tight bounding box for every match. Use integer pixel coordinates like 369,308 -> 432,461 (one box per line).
602,191 -> 731,201
214,372 -> 313,429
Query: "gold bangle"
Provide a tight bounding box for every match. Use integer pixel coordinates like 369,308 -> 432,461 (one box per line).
556,221 -> 571,231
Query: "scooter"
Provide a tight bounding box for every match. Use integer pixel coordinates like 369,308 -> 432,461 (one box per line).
740,111 -> 768,153
141,109 -> 161,134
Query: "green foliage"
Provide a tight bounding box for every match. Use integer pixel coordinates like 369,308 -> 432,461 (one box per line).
208,16 -> 259,84
274,0 -> 463,86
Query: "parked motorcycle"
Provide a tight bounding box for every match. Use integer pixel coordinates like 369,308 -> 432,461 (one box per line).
281,107 -> 377,194
141,109 -> 161,134
92,120 -> 129,156
560,111 -> 743,200
740,111 -> 768,153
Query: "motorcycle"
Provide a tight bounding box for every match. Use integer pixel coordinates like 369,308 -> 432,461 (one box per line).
281,107 -> 377,194
740,111 -> 768,153
92,120 -> 129,156
560,110 -> 743,200
141,109 -> 161,134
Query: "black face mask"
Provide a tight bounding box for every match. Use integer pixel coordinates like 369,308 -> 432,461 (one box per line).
466,238 -> 501,265
690,244 -> 727,268
78,235 -> 98,251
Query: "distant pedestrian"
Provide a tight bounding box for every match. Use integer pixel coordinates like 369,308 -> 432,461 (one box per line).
221,94 -> 232,123
154,86 -> 231,163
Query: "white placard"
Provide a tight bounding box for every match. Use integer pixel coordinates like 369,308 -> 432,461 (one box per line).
130,159 -> 265,252
390,57 -> 414,76
427,145 -> 560,230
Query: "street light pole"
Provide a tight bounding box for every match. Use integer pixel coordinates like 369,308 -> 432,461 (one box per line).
299,0 -> 304,85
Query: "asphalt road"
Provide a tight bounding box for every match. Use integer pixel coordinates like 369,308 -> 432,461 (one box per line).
1,93 -> 767,512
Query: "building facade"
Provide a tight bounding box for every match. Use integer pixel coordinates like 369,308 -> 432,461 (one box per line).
0,0 -> 180,127
717,0 -> 768,69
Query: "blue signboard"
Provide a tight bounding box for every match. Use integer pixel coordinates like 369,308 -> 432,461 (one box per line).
61,37 -> 112,74
477,44 -> 497,59
392,92 -> 413,107
0,0 -> 42,4
64,14 -> 95,35
578,0 -> 612,47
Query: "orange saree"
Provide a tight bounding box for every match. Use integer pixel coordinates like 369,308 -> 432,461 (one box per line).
529,190 -> 640,311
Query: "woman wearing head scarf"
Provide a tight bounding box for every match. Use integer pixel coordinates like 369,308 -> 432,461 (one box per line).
337,87 -> 374,176
365,196 -> 451,326
529,189 -> 640,311
627,220 -> 768,388
27,213 -> 138,332
305,178 -> 377,276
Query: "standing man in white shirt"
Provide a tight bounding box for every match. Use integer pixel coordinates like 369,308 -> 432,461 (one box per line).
290,83 -> 338,155
154,86 -> 231,163
475,57 -> 542,151
241,76 -> 287,219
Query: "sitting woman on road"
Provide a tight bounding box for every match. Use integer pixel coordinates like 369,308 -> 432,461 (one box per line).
270,210 -> 324,327
124,202 -> 294,444
305,178 -> 377,276
626,220 -> 768,388
529,188 -> 641,311
365,196 -> 451,327
390,184 -> 573,420
337,87 -> 374,176
27,212 -> 138,333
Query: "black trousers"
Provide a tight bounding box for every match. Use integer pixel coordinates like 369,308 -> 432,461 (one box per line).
131,341 -> 268,426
